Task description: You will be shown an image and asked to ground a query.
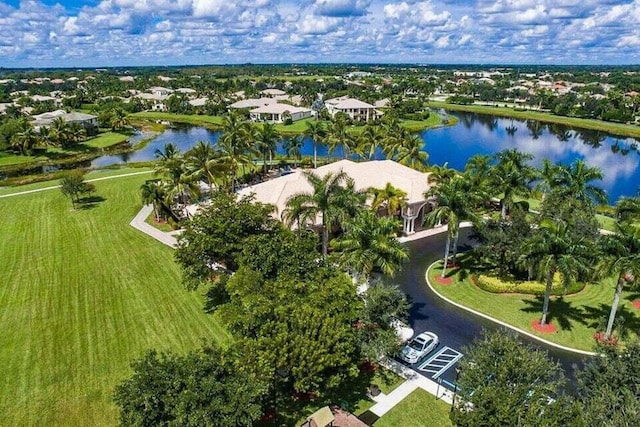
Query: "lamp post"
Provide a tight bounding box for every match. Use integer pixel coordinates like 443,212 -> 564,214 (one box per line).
450,366 -> 461,413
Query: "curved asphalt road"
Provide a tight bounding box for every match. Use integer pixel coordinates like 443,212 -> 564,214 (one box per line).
397,228 -> 587,382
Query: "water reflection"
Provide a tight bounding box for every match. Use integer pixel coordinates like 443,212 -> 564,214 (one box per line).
423,112 -> 640,203
83,113 -> 639,203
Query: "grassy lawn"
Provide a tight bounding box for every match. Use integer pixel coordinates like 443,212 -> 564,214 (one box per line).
0,167 -> 152,196
375,389 -> 452,427
427,101 -> 640,139
428,260 -> 640,352
131,112 -> 224,127
0,153 -> 45,166
0,173 -> 230,426
83,132 -> 129,149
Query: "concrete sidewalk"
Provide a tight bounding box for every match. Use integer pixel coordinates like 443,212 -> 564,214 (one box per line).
129,204 -> 178,248
369,358 -> 454,417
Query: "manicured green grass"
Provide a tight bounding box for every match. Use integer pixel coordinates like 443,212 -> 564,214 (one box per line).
428,261 -> 640,352
131,112 -> 224,127
596,214 -> 618,232
0,173 -> 230,426
83,132 -> 129,149
0,153 -> 44,166
427,101 -> 640,139
375,389 -> 452,427
0,167 -> 152,196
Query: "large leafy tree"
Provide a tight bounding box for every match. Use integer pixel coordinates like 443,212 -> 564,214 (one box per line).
425,174 -> 482,277
59,171 -> 95,208
519,219 -> 592,327
283,170 -> 363,258
219,268 -> 361,395
332,209 -> 408,282
175,190 -> 278,289
596,222 -> 640,340
575,340 -> 640,427
451,330 -> 579,427
113,345 -> 267,427
491,149 -> 537,220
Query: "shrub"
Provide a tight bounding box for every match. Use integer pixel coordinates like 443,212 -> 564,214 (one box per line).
473,274 -> 585,296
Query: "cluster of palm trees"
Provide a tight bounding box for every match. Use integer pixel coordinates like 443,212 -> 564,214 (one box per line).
11,117 -> 88,155
424,148 -> 640,338
304,113 -> 429,171
282,170 -> 409,283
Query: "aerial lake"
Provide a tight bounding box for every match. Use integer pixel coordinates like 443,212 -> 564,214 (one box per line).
91,112 -> 640,203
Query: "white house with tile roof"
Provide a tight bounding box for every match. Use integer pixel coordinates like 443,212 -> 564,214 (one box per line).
325,96 -> 381,121
237,159 -> 433,234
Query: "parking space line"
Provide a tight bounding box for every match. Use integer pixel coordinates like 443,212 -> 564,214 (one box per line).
417,346 -> 463,379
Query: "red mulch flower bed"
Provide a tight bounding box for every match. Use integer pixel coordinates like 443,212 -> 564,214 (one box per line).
531,319 -> 557,333
435,276 -> 453,285
594,332 -> 619,347
632,300 -> 640,309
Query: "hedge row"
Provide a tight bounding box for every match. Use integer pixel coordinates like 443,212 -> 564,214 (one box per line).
472,274 -> 585,296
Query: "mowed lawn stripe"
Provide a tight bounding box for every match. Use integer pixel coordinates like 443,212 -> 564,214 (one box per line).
0,175 -> 230,426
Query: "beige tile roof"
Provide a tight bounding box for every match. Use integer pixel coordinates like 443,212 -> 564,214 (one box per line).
237,160 -> 431,218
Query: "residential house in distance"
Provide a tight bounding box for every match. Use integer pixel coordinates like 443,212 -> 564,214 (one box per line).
249,103 -> 312,123
324,96 -> 381,121
31,110 -> 98,130
260,88 -> 287,98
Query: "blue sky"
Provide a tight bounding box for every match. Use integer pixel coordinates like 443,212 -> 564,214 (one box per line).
1,0 -> 639,68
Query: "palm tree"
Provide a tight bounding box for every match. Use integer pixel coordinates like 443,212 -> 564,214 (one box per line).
492,149 -> 537,220
616,195 -> 640,224
37,126 -> 54,148
425,175 -> 482,277
355,124 -> 382,160
332,210 -> 408,282
255,122 -> 280,174
154,142 -> 180,162
597,223 -> 640,340
327,115 -> 348,159
427,162 -> 456,186
369,183 -> 408,217
283,135 -> 304,168
283,170 -> 360,258
50,117 -> 71,148
535,159 -> 562,201
184,141 -> 219,192
519,219 -> 592,327
556,159 -> 607,206
304,120 -> 326,169
110,107 -> 129,131
140,180 -> 166,221
218,114 -> 255,190
464,154 -> 493,189
11,120 -> 38,155
392,134 -> 429,171
68,122 -> 87,144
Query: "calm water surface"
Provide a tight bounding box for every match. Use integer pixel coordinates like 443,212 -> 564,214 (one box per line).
91,112 -> 640,202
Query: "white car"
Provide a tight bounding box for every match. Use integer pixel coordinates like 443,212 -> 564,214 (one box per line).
400,332 -> 439,364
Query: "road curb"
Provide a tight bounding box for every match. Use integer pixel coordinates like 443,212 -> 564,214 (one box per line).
424,262 -> 597,357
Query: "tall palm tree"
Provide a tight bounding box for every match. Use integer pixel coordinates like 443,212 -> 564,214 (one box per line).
68,122 -> 87,144
255,122 -> 280,174
556,159 -> 607,206
11,120 -> 38,155
304,120 -> 326,169
519,219 -> 592,327
535,159 -> 562,201
393,134 -> 429,172
154,142 -> 180,162
492,149 -> 537,220
369,183 -> 408,217
427,162 -> 456,186
218,114 -> 255,190
355,124 -> 382,160
425,175 -> 482,277
464,154 -> 493,190
283,170 -> 360,258
37,126 -> 54,148
332,210 -> 408,282
616,195 -> 640,224
327,116 -> 348,159
597,223 -> 640,340
140,180 -> 166,221
110,107 -> 129,131
50,117 -> 71,148
184,140 -> 219,192
283,135 -> 304,168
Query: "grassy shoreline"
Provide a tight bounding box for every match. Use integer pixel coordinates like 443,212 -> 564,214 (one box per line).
427,101 -> 640,139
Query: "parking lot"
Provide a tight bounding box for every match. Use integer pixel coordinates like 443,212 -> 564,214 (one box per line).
400,342 -> 464,391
